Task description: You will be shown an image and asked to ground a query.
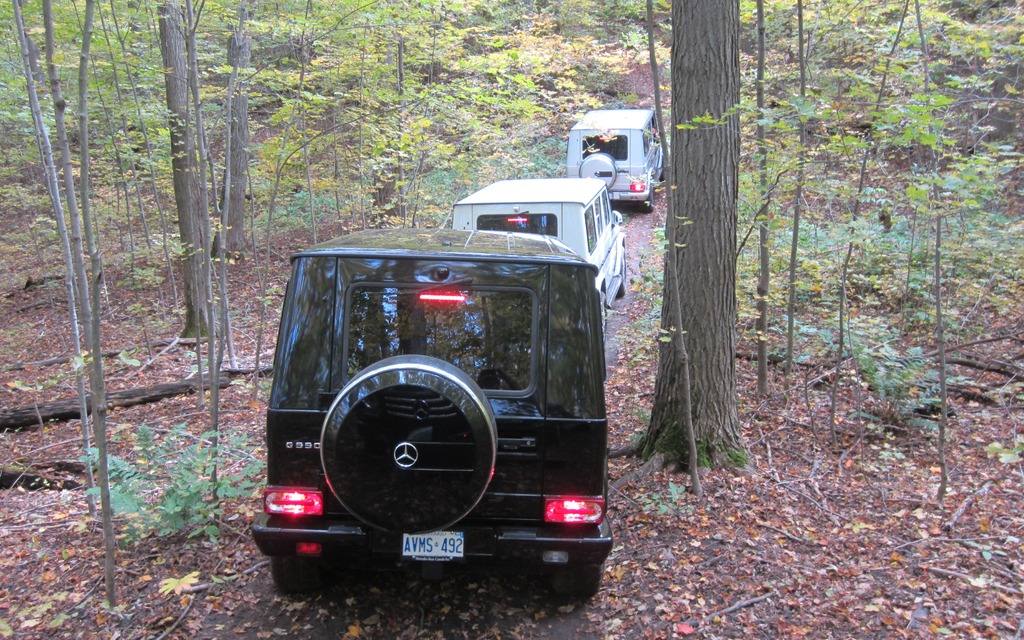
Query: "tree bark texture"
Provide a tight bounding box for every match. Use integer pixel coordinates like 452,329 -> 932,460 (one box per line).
223,22 -> 251,255
159,0 -> 209,338
649,0 -> 745,467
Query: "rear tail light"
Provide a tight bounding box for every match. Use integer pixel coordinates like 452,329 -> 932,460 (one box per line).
629,180 -> 646,193
264,487 -> 323,516
419,291 -> 467,303
296,542 -> 322,556
544,497 -> 605,524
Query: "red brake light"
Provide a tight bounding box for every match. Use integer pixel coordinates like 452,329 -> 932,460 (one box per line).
264,487 -> 323,516
544,497 -> 605,524
507,216 -> 529,224
419,292 -> 467,303
296,542 -> 322,556
630,180 -> 646,193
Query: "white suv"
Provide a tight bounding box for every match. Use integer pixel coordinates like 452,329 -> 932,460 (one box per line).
566,109 -> 663,212
452,178 -> 627,308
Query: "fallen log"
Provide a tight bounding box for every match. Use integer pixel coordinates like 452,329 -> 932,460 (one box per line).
0,377 -> 230,432
0,460 -> 86,490
1,339 -> 176,372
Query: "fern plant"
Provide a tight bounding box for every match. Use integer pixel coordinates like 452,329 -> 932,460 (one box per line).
88,423 -> 261,542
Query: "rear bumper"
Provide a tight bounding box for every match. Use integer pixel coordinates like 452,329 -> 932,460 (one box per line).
610,186 -> 652,203
252,514 -> 613,572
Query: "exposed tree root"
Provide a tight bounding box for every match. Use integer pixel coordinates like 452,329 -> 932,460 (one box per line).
610,452 -> 671,491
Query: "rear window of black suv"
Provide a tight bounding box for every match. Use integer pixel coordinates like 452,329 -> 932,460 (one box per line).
345,285 -> 535,392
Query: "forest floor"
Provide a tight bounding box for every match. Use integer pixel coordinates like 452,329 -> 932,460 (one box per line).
0,193 -> 1022,639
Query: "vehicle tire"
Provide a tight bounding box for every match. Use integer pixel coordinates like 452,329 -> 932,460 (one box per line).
550,564 -> 603,598
580,153 -> 617,188
321,355 -> 497,533
615,250 -> 628,300
600,289 -> 609,333
270,556 -> 325,594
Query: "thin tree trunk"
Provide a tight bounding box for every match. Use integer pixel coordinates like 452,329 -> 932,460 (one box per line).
299,0 -> 317,243
159,0 -> 209,340
755,0 -> 770,396
21,0 -> 118,606
785,0 -> 807,381
38,0 -> 99,521
913,0 -> 950,501
181,0 -> 221,492
222,7 -> 251,256
75,4 -> 116,577
396,35 -> 407,225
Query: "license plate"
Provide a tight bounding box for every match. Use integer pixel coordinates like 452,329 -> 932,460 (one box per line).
401,531 -> 464,560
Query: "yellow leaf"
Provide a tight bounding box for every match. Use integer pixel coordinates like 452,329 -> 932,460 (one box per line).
158,571 -> 200,596
342,624 -> 361,639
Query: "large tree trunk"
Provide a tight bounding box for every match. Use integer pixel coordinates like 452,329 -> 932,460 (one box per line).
223,19 -> 251,256
159,0 -> 209,338
646,0 -> 746,468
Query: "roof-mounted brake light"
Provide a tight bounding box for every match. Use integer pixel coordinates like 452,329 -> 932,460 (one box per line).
419,292 -> 467,303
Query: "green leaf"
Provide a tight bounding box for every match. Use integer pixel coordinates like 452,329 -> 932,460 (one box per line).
118,351 -> 142,367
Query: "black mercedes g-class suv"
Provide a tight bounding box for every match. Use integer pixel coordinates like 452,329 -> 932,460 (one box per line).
252,228 -> 613,597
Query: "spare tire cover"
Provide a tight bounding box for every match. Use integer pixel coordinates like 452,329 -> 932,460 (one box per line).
321,355 -> 497,533
580,152 -> 617,188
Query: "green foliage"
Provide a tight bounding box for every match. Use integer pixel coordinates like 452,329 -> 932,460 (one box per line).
93,423 -> 262,542
0,591 -> 75,636
636,481 -> 692,517
985,437 -> 1024,465
1,0 -> 1022,476
848,324 -> 937,428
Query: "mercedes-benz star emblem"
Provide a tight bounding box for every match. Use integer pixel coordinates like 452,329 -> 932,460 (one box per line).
393,442 -> 419,468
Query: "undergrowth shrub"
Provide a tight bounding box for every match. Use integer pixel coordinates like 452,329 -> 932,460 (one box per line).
91,423 -> 262,542
847,321 -> 940,429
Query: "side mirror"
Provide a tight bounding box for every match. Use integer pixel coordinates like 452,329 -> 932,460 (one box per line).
612,210 -> 623,226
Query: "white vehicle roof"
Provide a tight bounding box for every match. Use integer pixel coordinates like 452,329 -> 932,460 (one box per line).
570,109 -> 653,132
455,178 -> 607,206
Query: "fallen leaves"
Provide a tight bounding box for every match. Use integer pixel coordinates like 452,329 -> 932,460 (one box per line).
159,571 -> 201,596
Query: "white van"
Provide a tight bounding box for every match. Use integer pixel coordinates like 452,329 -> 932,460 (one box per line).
452,178 -> 627,307
566,109 -> 664,212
